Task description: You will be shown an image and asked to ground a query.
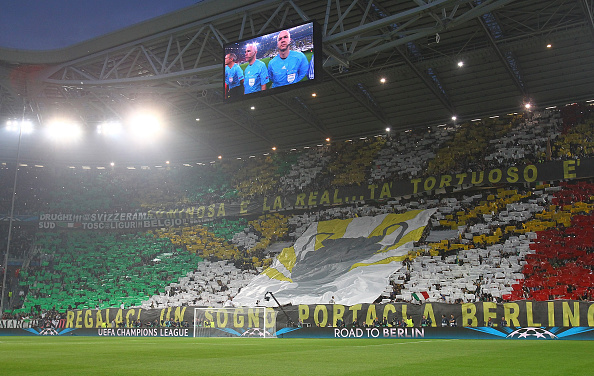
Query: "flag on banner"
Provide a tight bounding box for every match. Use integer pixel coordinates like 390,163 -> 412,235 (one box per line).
233,209 -> 437,306
412,291 -> 430,301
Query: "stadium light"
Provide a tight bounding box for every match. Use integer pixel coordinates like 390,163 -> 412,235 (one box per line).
46,119 -> 82,141
380,77 -> 386,84
457,61 -> 464,68
128,112 -> 163,142
97,121 -> 122,136
5,119 -> 34,134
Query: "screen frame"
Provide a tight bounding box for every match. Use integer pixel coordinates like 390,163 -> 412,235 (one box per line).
223,20 -> 322,102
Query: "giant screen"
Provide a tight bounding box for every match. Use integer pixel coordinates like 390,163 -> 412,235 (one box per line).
223,21 -> 321,101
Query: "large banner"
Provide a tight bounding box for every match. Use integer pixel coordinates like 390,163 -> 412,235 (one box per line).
233,209 -> 436,306
36,212 -> 214,230
24,158 -> 594,230
3,326 -> 594,340
284,326 -> 594,340
63,301 -> 594,329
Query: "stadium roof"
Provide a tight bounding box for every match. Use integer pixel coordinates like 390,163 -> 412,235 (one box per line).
1,0 -> 593,165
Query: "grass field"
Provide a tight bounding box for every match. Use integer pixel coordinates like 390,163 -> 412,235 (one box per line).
1,337 -> 593,375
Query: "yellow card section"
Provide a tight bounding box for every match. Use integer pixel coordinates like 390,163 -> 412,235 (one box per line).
382,226 -> 426,251
349,255 -> 409,271
315,218 -> 353,250
262,267 -> 293,282
277,246 -> 297,272
368,210 -> 423,238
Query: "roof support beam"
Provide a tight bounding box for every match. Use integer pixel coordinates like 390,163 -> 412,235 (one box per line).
358,0 -> 455,114
473,5 -> 527,96
395,46 -> 456,114
579,0 -> 594,40
326,69 -> 388,125
271,95 -> 330,137
343,0 -> 516,62
324,0 -> 464,43
194,97 -> 274,146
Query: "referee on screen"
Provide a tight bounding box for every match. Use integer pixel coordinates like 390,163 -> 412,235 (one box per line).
243,43 -> 269,94
267,30 -> 309,88
225,53 -> 244,99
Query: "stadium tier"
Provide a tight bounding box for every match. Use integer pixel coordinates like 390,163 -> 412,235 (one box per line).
0,105 -> 592,330
2,0 -> 594,335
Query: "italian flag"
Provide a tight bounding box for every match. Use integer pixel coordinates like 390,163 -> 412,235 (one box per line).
412,291 -> 429,301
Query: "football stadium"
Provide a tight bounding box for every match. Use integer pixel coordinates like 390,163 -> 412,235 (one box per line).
1,0 -> 594,374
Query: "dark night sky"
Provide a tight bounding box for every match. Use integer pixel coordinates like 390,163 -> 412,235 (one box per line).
0,0 -> 200,50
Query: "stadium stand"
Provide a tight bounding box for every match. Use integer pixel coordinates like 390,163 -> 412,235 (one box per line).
1,104 -> 593,320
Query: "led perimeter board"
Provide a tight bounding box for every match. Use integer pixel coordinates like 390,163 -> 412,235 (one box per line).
223,21 -> 322,101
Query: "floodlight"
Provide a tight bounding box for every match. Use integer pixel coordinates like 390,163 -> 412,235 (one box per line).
451,116 -> 457,121
128,112 -> 163,141
5,119 -> 33,134
20,121 -> 34,134
97,121 -> 122,136
457,61 -> 464,68
385,127 -> 391,132
46,120 -> 82,141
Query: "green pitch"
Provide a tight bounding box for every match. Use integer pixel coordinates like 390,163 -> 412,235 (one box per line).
0,337 -> 592,375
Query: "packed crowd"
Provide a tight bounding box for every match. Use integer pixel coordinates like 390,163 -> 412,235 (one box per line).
0,103 -> 593,316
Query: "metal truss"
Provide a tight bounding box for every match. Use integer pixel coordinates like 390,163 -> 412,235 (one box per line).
4,0 -> 588,139
579,0 -> 594,39
271,94 -> 330,137
320,0 -> 517,64
30,1 -> 516,93
473,2 -> 526,96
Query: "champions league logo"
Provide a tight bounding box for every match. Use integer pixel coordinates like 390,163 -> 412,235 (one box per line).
22,327 -> 77,336
215,327 -> 276,338
506,327 -> 557,339
240,328 -> 273,337
39,328 -> 59,336
468,326 -> 594,340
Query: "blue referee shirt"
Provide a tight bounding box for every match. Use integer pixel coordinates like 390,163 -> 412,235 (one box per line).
243,60 -> 269,94
267,50 -> 309,88
225,64 -> 244,89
